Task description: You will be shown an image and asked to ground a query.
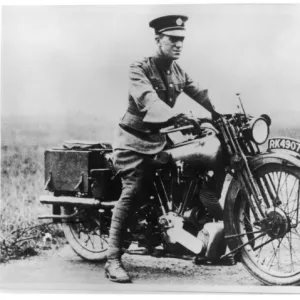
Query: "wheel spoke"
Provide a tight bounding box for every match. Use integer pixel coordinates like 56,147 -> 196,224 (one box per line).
287,177 -> 297,204
287,231 -> 294,272
89,234 -> 96,249
290,231 -> 300,240
266,239 -> 282,270
275,170 -> 283,200
253,235 -> 275,252
281,175 -> 292,212
292,228 -> 300,238
289,237 -> 300,263
277,238 -> 282,270
278,173 -> 286,207
256,234 -> 268,259
289,192 -> 300,226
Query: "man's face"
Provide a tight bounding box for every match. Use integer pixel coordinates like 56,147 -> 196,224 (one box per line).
157,35 -> 185,60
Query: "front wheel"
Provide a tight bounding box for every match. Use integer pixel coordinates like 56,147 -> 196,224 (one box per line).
61,206 -> 111,261
226,162 -> 300,285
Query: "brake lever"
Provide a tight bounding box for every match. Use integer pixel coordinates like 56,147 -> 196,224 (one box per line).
159,125 -> 194,134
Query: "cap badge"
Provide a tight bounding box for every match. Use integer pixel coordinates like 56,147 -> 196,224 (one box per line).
176,18 -> 183,26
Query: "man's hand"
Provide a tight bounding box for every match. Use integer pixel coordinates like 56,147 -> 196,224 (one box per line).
169,113 -> 195,135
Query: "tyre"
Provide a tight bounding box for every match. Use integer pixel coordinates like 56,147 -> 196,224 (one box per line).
229,163 -> 300,285
61,206 -> 111,261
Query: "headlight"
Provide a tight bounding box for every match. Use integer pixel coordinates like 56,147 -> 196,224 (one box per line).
250,117 -> 269,144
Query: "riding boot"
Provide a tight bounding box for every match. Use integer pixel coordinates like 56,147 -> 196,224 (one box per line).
105,258 -> 131,283
105,204 -> 131,283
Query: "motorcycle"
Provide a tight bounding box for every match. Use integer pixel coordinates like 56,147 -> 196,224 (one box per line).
39,100 -> 300,286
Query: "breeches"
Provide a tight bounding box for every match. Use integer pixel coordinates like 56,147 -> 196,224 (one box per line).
107,150 -> 153,258
113,149 -> 154,210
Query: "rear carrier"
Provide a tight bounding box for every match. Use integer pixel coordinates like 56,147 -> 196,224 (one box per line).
39,141 -> 121,220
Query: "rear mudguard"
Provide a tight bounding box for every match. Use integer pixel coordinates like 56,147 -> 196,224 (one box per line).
223,150 -> 300,251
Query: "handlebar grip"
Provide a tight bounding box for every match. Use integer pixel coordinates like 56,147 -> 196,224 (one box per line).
159,125 -> 194,134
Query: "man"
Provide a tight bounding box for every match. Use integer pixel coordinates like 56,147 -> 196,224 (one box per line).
105,15 -> 224,283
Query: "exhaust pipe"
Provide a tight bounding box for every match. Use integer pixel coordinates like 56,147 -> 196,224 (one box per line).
39,195 -> 117,208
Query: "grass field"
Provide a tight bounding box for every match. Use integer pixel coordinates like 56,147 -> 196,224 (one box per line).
0,113 -> 115,259
1,112 -> 300,259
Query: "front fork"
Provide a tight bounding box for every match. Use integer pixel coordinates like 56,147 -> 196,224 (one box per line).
237,168 -> 266,222
217,117 -> 267,222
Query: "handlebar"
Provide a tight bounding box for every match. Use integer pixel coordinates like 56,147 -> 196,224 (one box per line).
159,117 -> 217,135
159,125 -> 194,134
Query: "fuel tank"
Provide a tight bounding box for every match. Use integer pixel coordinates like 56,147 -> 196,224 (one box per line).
163,134 -> 222,169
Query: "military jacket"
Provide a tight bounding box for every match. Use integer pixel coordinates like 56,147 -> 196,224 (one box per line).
113,53 -> 211,154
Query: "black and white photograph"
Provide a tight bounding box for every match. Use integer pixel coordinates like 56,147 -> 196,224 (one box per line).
1,2 -> 300,293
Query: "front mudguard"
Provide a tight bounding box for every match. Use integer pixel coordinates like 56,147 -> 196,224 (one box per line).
223,150 -> 300,251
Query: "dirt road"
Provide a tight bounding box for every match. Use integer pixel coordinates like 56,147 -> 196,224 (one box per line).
0,243 -> 265,293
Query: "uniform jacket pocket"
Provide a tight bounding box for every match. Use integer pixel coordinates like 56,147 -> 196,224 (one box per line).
152,80 -> 166,101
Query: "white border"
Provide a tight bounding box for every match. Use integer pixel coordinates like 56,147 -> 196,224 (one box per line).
1,0 -> 300,297
1,0 -> 300,5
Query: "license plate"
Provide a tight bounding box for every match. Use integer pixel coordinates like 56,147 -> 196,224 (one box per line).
268,137 -> 300,155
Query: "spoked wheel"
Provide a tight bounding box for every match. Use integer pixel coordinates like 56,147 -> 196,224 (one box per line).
235,163 -> 300,285
61,206 -> 111,261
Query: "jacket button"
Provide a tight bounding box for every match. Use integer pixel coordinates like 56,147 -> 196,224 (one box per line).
169,83 -> 173,87
169,98 -> 172,102
167,70 -> 171,74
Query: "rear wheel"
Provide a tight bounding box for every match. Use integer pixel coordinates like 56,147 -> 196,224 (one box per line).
61,206 -> 111,261
231,163 -> 300,285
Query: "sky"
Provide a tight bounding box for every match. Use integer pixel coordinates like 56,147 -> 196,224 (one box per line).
2,4 -> 300,122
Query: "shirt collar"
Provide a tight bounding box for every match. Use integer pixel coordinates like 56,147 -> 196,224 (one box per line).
152,49 -> 174,71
